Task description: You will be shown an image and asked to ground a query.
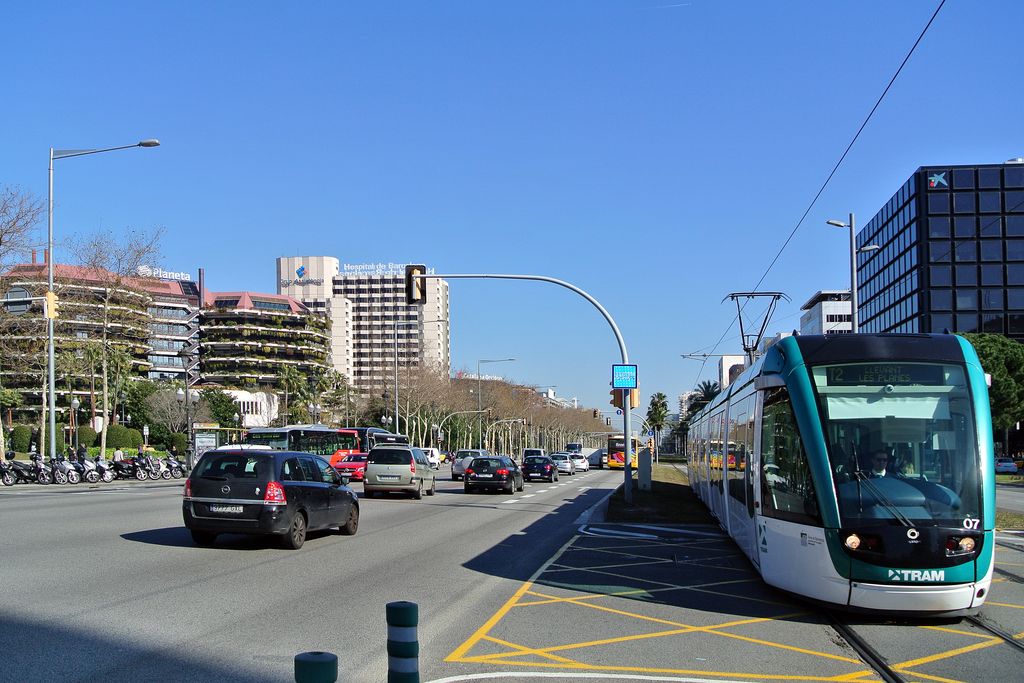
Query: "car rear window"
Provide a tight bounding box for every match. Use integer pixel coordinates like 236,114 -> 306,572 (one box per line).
456,450 -> 478,459
367,448 -> 412,465
469,458 -> 502,472
195,453 -> 266,479
552,454 -> 568,461
524,456 -> 547,464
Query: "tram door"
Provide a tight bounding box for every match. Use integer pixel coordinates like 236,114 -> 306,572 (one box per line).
726,392 -> 756,562
709,410 -> 726,523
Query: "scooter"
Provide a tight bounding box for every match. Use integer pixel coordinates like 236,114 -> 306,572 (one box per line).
51,454 -> 80,485
112,458 -> 144,481
9,454 -> 50,484
0,459 -> 15,486
74,456 -> 100,484
93,456 -> 115,483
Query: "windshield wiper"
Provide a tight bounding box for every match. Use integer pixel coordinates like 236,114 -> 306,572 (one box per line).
855,472 -> 915,528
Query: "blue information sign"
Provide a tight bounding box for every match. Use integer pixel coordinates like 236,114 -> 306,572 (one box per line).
611,364 -> 637,389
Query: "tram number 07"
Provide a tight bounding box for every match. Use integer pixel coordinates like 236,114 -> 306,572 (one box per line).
963,518 -> 980,530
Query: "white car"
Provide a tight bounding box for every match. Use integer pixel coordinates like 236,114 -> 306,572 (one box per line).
421,447 -> 441,469
996,457 -> 1019,474
550,452 -> 576,475
571,452 -> 590,472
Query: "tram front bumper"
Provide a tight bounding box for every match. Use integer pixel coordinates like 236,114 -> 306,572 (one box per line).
849,578 -> 988,615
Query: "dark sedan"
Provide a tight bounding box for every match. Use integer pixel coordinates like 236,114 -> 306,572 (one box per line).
522,455 -> 558,483
464,456 -> 524,494
183,449 -> 359,549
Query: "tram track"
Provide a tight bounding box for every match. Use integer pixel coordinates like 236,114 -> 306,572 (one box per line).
965,615 -> 1024,655
826,615 -> 908,683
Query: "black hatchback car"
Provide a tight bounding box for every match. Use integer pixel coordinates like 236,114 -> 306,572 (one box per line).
464,456 -> 524,494
183,449 -> 359,549
522,455 -> 559,483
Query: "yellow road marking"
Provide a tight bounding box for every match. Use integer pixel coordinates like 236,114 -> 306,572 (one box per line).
445,579 -> 536,662
891,636 -> 1003,668
443,656 -> 871,681
984,600 -> 1024,609
892,669 -> 964,683
919,624 -> 996,639
479,635 -> 580,665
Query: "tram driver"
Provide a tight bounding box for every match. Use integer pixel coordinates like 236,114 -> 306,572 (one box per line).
867,449 -> 890,478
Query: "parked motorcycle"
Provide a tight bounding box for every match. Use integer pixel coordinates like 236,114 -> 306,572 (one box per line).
163,455 -> 186,478
112,458 -> 146,481
0,459 -> 14,486
73,455 -> 100,484
93,456 -> 115,483
9,455 -> 50,484
51,454 -> 80,485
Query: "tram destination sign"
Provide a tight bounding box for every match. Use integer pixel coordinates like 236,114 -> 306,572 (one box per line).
611,364 -> 638,389
823,363 -> 943,386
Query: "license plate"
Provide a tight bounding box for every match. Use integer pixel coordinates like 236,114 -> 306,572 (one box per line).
210,505 -> 243,514
476,474 -> 493,478
378,475 -> 400,481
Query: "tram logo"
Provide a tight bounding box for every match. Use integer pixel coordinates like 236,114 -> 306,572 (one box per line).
888,568 -> 945,582
906,528 -> 920,540
928,172 -> 948,188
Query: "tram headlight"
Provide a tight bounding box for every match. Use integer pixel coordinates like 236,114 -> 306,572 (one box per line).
844,533 -> 861,550
958,537 -> 976,553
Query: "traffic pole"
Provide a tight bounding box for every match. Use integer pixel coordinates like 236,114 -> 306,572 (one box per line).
294,651 -> 337,683
386,601 -> 419,683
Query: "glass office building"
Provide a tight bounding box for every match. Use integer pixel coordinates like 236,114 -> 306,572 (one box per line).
857,161 -> 1024,338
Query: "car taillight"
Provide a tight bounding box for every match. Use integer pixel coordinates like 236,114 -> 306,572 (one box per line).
410,460 -> 416,474
183,479 -> 191,498
465,468 -> 474,476
544,465 -> 551,471
497,468 -> 509,476
264,481 -> 286,504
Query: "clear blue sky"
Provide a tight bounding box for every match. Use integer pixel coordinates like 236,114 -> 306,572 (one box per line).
3,1 -> 1022,414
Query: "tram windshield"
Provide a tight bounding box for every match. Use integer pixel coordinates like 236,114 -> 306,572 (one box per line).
811,362 -> 981,527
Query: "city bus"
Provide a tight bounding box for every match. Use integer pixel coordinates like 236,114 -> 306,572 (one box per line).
606,434 -> 640,469
244,425 -> 360,461
243,425 -> 408,466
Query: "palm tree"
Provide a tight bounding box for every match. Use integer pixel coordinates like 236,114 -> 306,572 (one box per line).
687,380 -> 721,417
278,365 -> 305,426
646,392 -> 670,458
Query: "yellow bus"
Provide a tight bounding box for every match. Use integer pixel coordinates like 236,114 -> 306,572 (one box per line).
606,434 -> 640,469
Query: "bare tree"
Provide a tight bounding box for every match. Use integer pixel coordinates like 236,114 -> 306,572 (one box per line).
73,227 -> 163,456
0,187 -> 44,271
146,387 -> 212,434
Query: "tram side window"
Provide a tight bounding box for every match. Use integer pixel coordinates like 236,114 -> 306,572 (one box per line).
760,388 -> 821,526
727,396 -> 751,505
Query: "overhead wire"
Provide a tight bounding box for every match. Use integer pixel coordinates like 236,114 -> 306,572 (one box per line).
689,0 -> 947,387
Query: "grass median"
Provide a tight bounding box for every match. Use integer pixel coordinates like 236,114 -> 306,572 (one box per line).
604,462 -> 716,525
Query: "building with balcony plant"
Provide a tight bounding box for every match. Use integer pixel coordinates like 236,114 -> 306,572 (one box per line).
199,291 -> 330,390
0,259 -> 156,419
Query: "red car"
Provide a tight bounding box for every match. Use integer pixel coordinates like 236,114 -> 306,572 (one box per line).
333,453 -> 368,482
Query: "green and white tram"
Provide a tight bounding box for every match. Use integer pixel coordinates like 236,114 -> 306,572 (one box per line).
687,333 -> 995,616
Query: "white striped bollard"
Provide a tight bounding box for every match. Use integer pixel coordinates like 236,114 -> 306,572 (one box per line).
386,600 -> 419,683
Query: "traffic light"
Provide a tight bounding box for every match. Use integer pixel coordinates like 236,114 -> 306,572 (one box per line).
592,409 -> 600,419
647,438 -> 655,452
44,291 -> 59,319
404,264 -> 427,305
608,389 -> 623,410
605,417 -> 611,426
629,388 -> 640,409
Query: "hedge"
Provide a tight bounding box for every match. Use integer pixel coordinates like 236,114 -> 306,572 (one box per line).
77,426 -> 98,448
105,424 -> 133,449
10,425 -> 31,452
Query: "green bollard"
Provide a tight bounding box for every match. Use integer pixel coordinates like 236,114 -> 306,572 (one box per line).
386,601 -> 419,683
294,650 -> 338,683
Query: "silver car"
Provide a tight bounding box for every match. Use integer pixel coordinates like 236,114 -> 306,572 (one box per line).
363,446 -> 437,499
550,452 -> 576,476
452,448 -> 488,480
571,452 -> 590,472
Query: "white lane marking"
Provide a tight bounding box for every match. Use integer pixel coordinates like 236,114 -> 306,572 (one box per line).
579,525 -> 659,539
521,494 -> 535,498
426,672 -> 760,682
502,499 -> 520,504
621,524 -> 725,537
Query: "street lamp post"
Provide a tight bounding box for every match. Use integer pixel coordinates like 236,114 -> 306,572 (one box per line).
70,396 -> 80,451
393,317 -> 447,435
176,387 -> 192,460
826,213 -> 879,333
476,358 -> 515,449
46,139 -> 159,462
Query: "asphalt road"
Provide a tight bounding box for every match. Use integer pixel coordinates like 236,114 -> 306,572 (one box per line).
0,465 -> 622,682
996,482 -> 1024,515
